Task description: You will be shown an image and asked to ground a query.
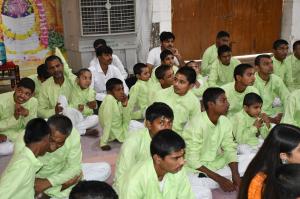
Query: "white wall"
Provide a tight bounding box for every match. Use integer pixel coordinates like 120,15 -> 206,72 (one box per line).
152,0 -> 172,32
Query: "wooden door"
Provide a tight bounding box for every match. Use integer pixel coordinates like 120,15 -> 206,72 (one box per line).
172,0 -> 282,60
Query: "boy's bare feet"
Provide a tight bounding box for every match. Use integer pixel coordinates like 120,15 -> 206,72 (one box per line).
101,145 -> 111,151
84,129 -> 99,137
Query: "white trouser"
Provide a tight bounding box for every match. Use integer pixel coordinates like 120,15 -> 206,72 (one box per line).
237,138 -> 263,155
188,153 -> 255,199
58,96 -> 99,135
0,140 -> 14,156
82,162 -> 111,181
128,120 -> 144,132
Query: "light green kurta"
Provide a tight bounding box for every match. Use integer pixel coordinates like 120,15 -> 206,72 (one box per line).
99,94 -> 130,146
120,159 -> 195,199
286,54 -> 300,91
147,81 -> 164,106
184,111 -> 237,172
282,89 -> 300,127
114,128 -> 152,193
36,128 -> 82,198
154,86 -> 200,136
28,74 -> 42,98
201,44 -> 218,76
128,79 -> 150,119
272,56 -> 293,89
0,145 -> 42,199
149,65 -> 178,86
253,73 -> 290,116
69,83 -> 96,117
208,58 -> 241,87
221,82 -> 259,117
230,109 -> 270,146
192,74 -> 208,98
0,91 -> 37,141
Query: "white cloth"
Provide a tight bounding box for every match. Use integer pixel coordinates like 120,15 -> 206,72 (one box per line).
146,46 -> 179,67
237,139 -> 264,155
82,162 -> 111,181
0,140 -> 14,156
272,97 -> 282,108
89,59 -> 129,101
188,153 -> 255,199
128,120 -> 144,132
89,55 -> 128,79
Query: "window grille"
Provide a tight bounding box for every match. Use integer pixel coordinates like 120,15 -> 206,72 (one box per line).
80,0 -> 135,36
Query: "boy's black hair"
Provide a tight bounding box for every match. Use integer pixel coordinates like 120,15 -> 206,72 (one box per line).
106,78 -> 123,92
243,92 -> 263,107
96,45 -> 113,57
70,181 -> 118,199
218,45 -> 231,56
93,39 -> 107,49
37,64 -> 51,80
45,55 -> 63,68
254,54 -> 272,66
233,63 -> 253,81
160,49 -> 173,61
150,129 -> 185,159
176,66 -> 196,84
47,115 -> 73,136
155,64 -> 172,80
293,40 -> 300,51
217,31 -> 230,39
17,77 -> 35,93
145,102 -> 174,122
24,118 -> 50,145
76,68 -> 91,78
133,63 -> 147,76
273,39 -> 289,50
202,87 -> 225,110
160,31 -> 175,42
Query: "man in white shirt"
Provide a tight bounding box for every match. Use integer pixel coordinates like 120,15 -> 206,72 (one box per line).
147,31 -> 185,71
89,45 -> 129,103
89,39 -> 128,79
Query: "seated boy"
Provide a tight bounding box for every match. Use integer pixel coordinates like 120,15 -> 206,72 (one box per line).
114,102 -> 174,193
34,115 -> 111,198
286,40 -> 300,91
254,54 -> 290,124
221,63 -> 259,117
230,93 -> 270,154
282,89 -> 300,127
28,63 -> 51,98
0,118 -> 50,199
127,63 -> 151,119
184,88 -> 254,198
120,129 -> 195,199
99,78 -> 143,150
208,45 -> 241,87
0,77 -> 37,156
185,60 -> 208,99
154,66 -> 200,136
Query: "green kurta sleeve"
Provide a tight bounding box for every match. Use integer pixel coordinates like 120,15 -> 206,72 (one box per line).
272,56 -> 293,89
286,54 -> 300,91
128,80 -> 149,119
282,89 -> 300,127
192,74 -> 208,98
201,44 -> 218,76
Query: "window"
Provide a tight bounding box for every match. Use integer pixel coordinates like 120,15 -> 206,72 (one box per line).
80,0 -> 135,36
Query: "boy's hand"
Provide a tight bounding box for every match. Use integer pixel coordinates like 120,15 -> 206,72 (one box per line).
232,173 -> 241,189
18,106 -> 29,117
78,104 -> 84,112
0,134 -> 7,143
261,113 -> 271,128
273,113 -> 283,124
171,48 -> 182,59
253,118 -> 263,129
121,95 -> 128,107
55,103 -> 63,114
61,172 -> 83,191
194,81 -> 201,88
86,100 -> 97,109
216,175 -> 236,192
34,178 -> 52,194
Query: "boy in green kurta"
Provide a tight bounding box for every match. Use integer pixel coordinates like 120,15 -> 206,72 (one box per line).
0,118 -> 50,199
201,31 -> 230,76
282,89 -> 300,127
184,88 -> 253,195
221,63 -> 259,117
208,45 -> 241,87
286,40 -> 300,91
231,93 -> 270,154
28,64 -> 51,98
254,54 -> 290,124
0,78 -> 37,155
127,63 -> 151,119
114,102 -> 174,193
271,39 -> 293,88
120,129 -> 195,199
154,67 -> 200,136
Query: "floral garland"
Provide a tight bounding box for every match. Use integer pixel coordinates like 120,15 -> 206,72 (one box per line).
6,43 -> 45,55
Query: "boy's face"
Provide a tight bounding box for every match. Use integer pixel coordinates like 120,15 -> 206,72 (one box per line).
257,57 -> 273,76
78,71 -> 92,89
274,44 -> 288,61
98,53 -> 112,66
294,45 -> 300,59
244,103 -> 262,118
162,54 -> 175,66
137,67 -> 150,81
186,62 -> 201,74
219,51 -> 232,66
47,59 -> 64,79
161,39 -> 174,50
238,67 -> 255,86
49,128 -> 68,152
155,149 -> 185,174
173,73 -> 193,96
210,93 -> 229,115
146,116 -> 173,137
111,84 -> 125,101
14,86 -> 33,104
216,36 -> 230,47
159,68 -> 174,88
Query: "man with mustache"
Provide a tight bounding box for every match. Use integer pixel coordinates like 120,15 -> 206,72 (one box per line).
0,77 -> 37,155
